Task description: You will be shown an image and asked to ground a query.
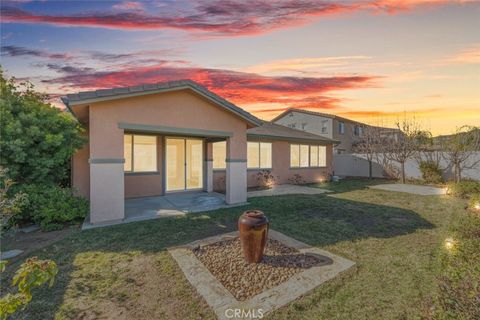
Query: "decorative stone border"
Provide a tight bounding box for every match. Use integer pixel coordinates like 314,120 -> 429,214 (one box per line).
168,229 -> 355,319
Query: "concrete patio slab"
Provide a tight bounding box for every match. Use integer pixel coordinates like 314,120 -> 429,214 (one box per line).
247,184 -> 331,198
83,192 -> 247,230
169,230 -> 355,320
369,184 -> 446,195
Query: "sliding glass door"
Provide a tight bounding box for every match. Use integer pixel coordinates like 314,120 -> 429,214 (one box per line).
166,138 -> 203,192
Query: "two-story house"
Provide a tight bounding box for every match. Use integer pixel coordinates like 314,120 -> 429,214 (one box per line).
272,108 -> 367,154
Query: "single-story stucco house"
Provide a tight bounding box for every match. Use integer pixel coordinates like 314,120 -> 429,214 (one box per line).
62,80 -> 338,225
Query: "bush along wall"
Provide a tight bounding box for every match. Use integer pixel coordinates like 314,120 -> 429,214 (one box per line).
446,181 -> 480,199
11,184 -> 88,231
419,160 -> 443,184
1,69 -> 88,231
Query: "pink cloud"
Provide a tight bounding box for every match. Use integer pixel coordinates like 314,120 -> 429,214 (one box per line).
2,1 -> 472,36
112,1 -> 144,12
40,63 -> 378,112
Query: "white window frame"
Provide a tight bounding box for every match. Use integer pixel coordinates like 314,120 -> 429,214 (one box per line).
247,142 -> 272,169
124,134 -> 158,173
212,141 -> 227,170
290,144 -> 327,168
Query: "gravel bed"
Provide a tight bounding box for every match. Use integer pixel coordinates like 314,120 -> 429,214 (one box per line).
192,237 -> 324,301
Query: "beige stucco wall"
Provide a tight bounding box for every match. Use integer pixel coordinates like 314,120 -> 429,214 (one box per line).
89,162 -> 125,223
332,118 -> 362,154
86,89 -> 247,156
72,139 -> 90,198
72,89 -> 248,201
273,111 -> 333,139
124,136 -> 163,198
213,140 -> 333,192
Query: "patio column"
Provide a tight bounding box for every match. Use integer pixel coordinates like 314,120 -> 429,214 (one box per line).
88,110 -> 125,224
206,142 -> 213,192
225,134 -> 247,204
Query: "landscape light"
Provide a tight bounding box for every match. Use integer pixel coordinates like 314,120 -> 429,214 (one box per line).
444,237 -> 455,250
474,202 -> 480,211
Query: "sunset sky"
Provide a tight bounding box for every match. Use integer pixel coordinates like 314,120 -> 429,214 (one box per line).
1,0 -> 479,135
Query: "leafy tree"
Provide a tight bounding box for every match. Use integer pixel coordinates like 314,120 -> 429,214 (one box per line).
0,258 -> 58,320
0,168 -> 27,227
0,68 -> 86,185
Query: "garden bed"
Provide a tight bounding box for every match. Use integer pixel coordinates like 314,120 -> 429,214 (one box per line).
192,237 -> 325,300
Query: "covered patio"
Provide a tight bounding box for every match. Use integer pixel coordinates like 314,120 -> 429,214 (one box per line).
82,191 -> 244,229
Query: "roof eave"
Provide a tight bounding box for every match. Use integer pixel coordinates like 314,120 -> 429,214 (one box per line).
62,84 -> 262,127
60,96 -> 79,120
247,133 -> 338,144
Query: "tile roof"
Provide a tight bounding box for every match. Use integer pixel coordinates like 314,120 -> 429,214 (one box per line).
248,121 -> 339,144
61,79 -> 262,126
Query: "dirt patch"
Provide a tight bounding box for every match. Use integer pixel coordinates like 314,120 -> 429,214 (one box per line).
192,237 -> 329,301
59,252 -> 215,320
1,226 -> 79,261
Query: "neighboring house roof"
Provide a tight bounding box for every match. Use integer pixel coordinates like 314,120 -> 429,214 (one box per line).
247,121 -> 339,144
271,108 -> 366,126
61,79 -> 262,127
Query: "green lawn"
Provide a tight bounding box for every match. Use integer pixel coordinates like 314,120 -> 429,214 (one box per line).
1,179 -> 465,319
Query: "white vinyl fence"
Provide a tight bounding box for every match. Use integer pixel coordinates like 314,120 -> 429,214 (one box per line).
333,152 -> 480,181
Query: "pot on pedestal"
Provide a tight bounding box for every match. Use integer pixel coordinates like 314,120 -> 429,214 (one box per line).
238,210 -> 269,263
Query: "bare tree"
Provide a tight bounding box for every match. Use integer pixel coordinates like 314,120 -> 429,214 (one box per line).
352,126 -> 381,179
441,126 -> 480,183
383,118 -> 421,183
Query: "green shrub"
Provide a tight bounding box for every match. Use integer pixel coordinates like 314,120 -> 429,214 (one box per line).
419,161 -> 443,184
435,210 -> 480,319
0,70 -> 86,185
446,181 -> 480,199
12,184 -> 88,231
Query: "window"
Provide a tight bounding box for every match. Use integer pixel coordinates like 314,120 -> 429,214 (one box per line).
124,135 -> 133,171
300,145 -> 309,167
290,144 -> 309,168
315,146 -> 327,167
354,125 -> 364,136
212,141 -> 226,169
290,144 -> 327,168
339,122 -> 345,134
124,134 -> 157,172
310,146 -> 319,167
321,120 -> 328,133
247,142 -> 272,169
260,142 -> 272,168
290,144 -> 300,167
301,123 -> 307,130
288,123 -> 296,129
